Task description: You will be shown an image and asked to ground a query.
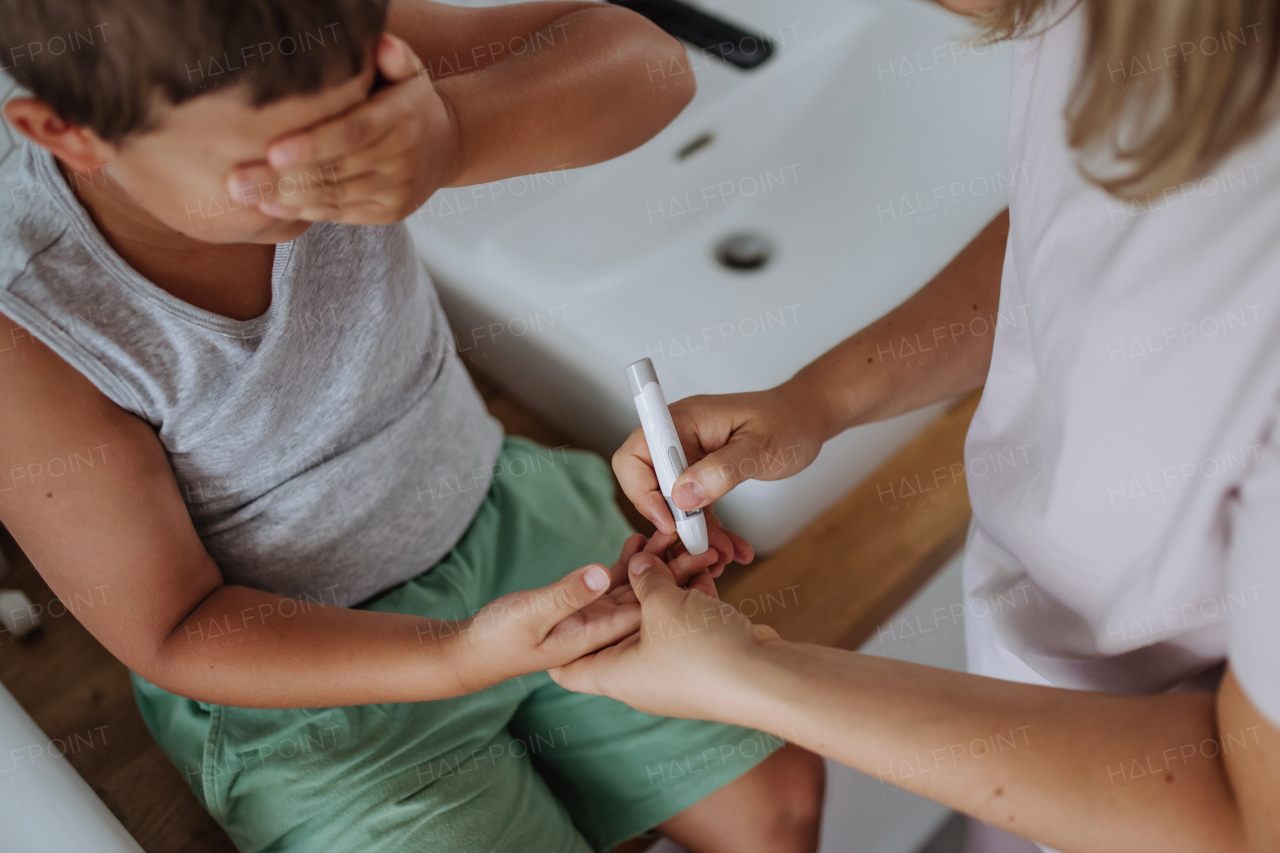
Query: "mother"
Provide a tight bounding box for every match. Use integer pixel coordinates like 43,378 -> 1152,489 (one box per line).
556,0 -> 1280,850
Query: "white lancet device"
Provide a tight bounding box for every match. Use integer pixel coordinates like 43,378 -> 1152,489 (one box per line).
625,358 -> 710,555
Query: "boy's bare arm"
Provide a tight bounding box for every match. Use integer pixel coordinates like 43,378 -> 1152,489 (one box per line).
394,1 -> 693,184
0,313 -> 640,708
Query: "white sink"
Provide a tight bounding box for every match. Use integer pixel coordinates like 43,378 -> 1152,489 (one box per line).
0,682 -> 145,852
410,0 -> 1011,552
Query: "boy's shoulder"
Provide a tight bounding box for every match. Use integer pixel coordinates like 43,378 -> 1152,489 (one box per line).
0,143 -> 83,295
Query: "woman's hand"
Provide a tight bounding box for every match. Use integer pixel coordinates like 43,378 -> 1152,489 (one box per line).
549,550 -> 783,720
226,34 -> 458,225
612,384 -> 827,537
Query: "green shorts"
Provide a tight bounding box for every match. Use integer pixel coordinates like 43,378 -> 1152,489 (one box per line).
132,438 -> 777,853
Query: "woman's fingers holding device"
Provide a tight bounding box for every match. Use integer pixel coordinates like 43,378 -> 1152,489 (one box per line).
613,425 -> 677,534
666,388 -> 824,513
613,386 -> 819,574
613,388 -> 822,524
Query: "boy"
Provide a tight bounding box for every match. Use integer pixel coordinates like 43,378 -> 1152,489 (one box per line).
0,1 -> 824,851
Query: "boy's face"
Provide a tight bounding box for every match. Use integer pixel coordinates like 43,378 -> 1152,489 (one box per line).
92,60 -> 377,245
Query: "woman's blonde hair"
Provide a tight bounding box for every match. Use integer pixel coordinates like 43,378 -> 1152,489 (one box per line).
984,0 -> 1280,197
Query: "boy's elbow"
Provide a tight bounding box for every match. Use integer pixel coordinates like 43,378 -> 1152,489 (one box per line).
116,626 -> 183,694
649,29 -> 697,109
598,6 -> 697,116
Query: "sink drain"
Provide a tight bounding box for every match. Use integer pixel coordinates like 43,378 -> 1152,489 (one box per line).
715,232 -> 774,272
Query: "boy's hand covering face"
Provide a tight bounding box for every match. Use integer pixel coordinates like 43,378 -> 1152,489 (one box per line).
226,34 -> 456,225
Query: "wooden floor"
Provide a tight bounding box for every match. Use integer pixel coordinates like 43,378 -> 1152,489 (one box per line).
0,371 -> 979,853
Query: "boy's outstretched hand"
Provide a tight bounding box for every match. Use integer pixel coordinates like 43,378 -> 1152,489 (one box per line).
451,563 -> 639,695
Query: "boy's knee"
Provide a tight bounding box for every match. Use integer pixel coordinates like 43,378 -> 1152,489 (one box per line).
760,744 -> 826,852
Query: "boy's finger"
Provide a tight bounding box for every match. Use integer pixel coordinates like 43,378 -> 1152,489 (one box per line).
644,529 -> 679,555
533,564 -> 611,637
609,533 -> 648,589
265,85 -> 400,170
375,32 -> 426,82
228,148 -> 389,206
621,532 -> 648,560
725,528 -> 754,564
705,506 -> 754,565
685,569 -> 718,598
282,200 -> 401,226
609,585 -> 639,606
668,547 -> 717,586
704,525 -> 735,572
254,172 -> 385,215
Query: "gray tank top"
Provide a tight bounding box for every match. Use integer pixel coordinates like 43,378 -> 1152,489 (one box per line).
0,144 -> 503,606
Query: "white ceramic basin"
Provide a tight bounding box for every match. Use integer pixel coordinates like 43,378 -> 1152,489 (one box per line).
410,0 -> 1012,552
0,682 -> 145,852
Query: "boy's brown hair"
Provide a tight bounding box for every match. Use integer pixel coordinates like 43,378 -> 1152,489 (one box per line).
1,0 -> 390,144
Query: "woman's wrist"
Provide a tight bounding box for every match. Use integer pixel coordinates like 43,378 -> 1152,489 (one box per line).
777,363 -> 869,444
709,638 -> 808,734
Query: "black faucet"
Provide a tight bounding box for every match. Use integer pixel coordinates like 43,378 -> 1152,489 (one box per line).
609,0 -> 774,69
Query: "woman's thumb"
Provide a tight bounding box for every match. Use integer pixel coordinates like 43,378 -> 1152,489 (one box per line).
628,552 -> 679,602
672,437 -> 764,511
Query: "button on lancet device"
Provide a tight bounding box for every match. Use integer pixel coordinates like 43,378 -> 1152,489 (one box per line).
625,358 -> 710,555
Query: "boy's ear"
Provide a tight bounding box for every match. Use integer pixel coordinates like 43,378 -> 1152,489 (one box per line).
4,97 -> 110,175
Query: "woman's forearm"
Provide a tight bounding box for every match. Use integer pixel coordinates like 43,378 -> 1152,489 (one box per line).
729,643 -> 1259,853
789,209 -> 1009,442
142,584 -> 467,708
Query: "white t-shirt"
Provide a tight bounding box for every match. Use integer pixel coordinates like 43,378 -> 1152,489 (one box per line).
962,2 -> 1280,734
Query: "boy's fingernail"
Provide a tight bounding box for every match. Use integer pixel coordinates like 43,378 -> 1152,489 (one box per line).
228,176 -> 251,201
630,556 -> 652,577
674,481 -> 705,510
259,203 -> 287,218
584,566 -> 609,591
268,145 -> 298,168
